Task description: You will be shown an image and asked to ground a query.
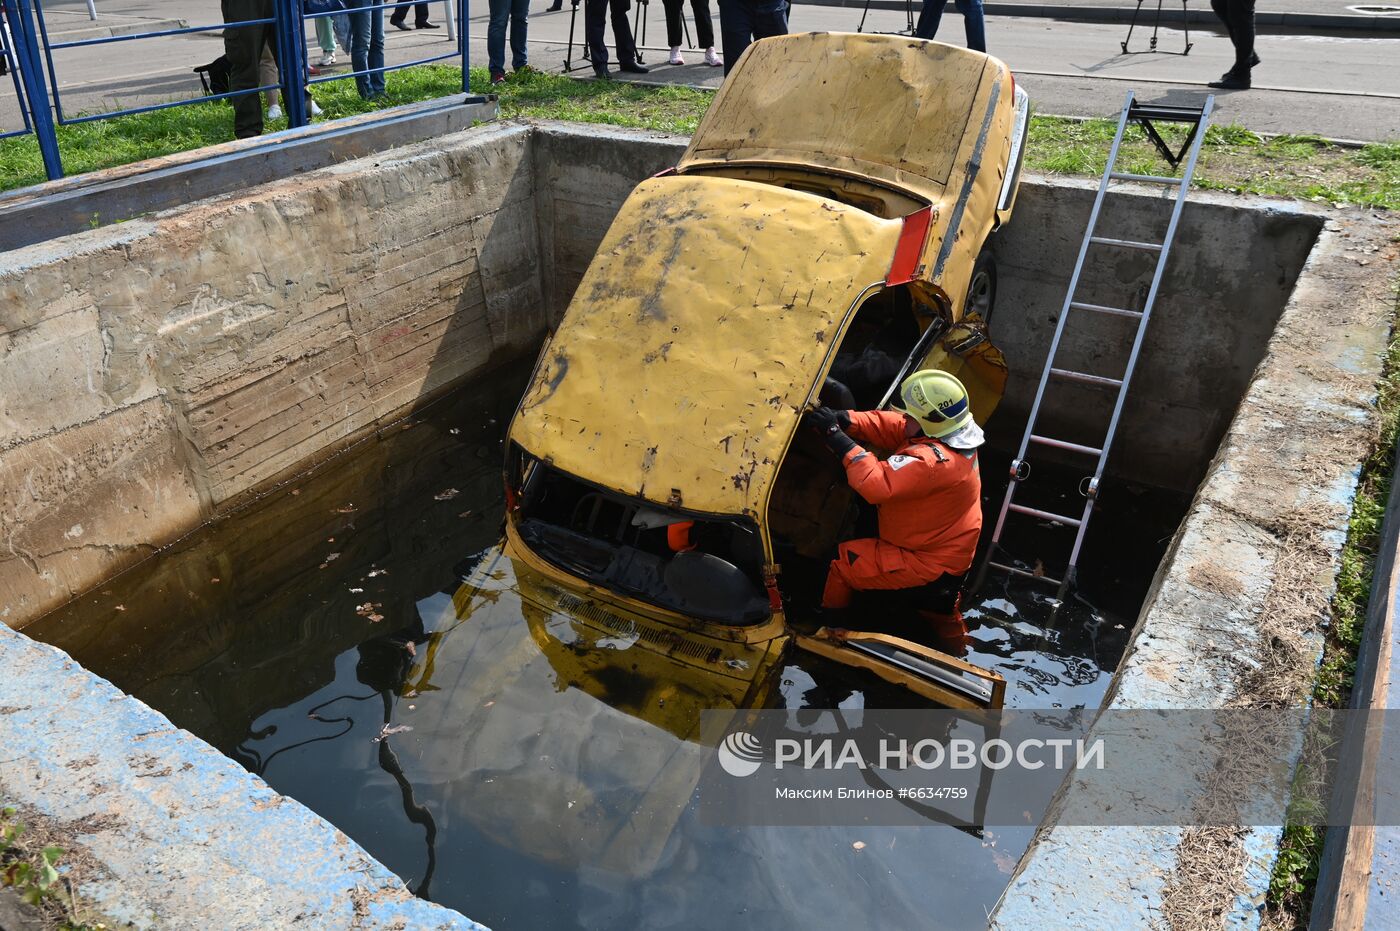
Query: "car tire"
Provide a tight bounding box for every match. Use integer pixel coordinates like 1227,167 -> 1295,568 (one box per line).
966,248 -> 997,329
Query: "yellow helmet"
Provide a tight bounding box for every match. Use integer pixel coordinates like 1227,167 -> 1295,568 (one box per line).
892,369 -> 984,448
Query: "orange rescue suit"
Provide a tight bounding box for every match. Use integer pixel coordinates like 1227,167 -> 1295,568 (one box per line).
822,410 -> 982,606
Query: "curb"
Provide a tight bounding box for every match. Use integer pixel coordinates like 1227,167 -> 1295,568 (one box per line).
797,1 -> 1400,33
40,16 -> 190,44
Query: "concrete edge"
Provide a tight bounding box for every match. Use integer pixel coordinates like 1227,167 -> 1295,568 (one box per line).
42,16 -> 190,43
0,623 -> 487,930
799,0 -> 1400,33
0,94 -> 500,252
989,194 -> 1400,928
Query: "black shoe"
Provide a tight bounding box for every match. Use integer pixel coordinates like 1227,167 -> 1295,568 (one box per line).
619,60 -> 649,74
593,66 -> 613,80
1208,70 -> 1250,90
1249,51 -> 1261,67
415,21 -> 441,28
391,20 -> 411,31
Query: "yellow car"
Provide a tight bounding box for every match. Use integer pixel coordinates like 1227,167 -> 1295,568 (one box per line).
503,32 -> 1029,711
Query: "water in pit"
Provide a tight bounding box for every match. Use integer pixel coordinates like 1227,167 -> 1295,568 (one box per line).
27,356 -> 1188,930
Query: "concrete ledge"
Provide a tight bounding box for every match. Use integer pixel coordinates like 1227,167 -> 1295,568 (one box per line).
799,0 -> 1400,32
0,95 -> 500,252
0,623 -> 485,930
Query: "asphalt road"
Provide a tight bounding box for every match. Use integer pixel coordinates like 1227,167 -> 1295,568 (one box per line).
3,0 -> 1398,142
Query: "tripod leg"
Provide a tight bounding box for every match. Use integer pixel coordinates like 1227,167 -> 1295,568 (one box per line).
905,0 -> 914,35
632,0 -> 647,64
566,0 -> 578,69
858,0 -> 872,33
1121,0 -> 1144,53
1181,0 -> 1191,54
683,8 -> 692,48
1149,0 -> 1163,51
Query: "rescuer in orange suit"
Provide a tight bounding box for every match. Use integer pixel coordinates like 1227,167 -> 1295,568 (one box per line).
803,369 -> 985,652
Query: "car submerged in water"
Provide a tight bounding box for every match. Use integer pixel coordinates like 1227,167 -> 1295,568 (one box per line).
497,32 -> 1030,713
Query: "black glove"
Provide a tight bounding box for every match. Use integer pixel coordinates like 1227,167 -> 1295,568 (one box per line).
803,406 -> 857,458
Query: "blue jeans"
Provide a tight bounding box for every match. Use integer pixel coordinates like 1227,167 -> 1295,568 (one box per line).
346,0 -> 386,98
915,0 -> 986,52
715,0 -> 787,75
488,0 -> 530,74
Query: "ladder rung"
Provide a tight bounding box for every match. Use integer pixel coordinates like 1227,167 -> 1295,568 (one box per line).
1070,301 -> 1143,319
1109,171 -> 1183,186
1050,368 -> 1123,389
1029,434 -> 1103,456
1128,104 -> 1206,123
1008,503 -> 1084,527
1090,236 -> 1163,252
988,561 -> 1063,586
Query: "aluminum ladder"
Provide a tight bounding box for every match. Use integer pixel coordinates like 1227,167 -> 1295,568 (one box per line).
977,90 -> 1214,595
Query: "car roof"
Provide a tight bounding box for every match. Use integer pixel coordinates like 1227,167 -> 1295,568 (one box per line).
679,33 -> 997,203
510,173 -> 901,518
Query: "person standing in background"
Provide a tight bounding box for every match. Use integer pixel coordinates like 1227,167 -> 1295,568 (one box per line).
662,0 -> 722,67
222,0 -> 320,138
914,0 -> 986,51
585,0 -> 648,79
715,0 -> 785,75
487,0 -> 531,84
1207,0 -> 1258,89
313,10 -> 339,66
346,0 -> 387,99
390,2 -> 439,29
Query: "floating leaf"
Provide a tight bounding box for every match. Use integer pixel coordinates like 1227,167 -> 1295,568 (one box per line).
434,488 -> 460,501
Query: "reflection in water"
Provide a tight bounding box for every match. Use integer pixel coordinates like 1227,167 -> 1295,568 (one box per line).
27,358 -> 1185,930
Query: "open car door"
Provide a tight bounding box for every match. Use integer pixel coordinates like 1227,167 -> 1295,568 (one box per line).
794,628 -> 1006,710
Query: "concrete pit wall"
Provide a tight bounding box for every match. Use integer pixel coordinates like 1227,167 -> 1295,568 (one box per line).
2,121 -> 1398,929
0,121 -> 546,626
986,183 -> 1323,495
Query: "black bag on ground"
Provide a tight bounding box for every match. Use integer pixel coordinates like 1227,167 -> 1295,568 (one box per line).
195,54 -> 232,97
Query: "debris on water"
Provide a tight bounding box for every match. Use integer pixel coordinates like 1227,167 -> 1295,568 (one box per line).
852,841 -> 866,851
211,577 -> 221,583
368,569 -> 388,578
404,689 -> 419,699
350,587 -> 364,593
325,552 -> 341,562
373,723 -> 413,742
334,504 -> 357,514
405,642 -> 417,656
290,489 -> 300,496
483,700 -> 495,708
459,510 -> 473,518
408,704 -> 416,710
449,428 -> 461,435
355,602 -> 384,622
114,605 -> 125,612
435,488 -> 460,500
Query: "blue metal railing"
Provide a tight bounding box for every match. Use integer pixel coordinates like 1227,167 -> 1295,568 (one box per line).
1,3 -> 36,141
1,0 -> 472,182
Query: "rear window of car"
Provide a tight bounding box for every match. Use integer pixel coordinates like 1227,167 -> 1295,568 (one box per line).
512,458 -> 771,625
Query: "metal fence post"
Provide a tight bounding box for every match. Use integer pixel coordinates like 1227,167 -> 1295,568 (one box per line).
5,0 -> 62,179
274,0 -> 308,128
459,0 -> 469,93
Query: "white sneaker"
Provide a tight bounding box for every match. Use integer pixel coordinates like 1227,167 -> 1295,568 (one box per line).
319,51 -> 336,66
704,46 -> 723,66
309,99 -> 324,117
668,46 -> 684,65
266,103 -> 283,120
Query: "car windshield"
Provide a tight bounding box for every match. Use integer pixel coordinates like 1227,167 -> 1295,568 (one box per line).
514,458 -> 771,625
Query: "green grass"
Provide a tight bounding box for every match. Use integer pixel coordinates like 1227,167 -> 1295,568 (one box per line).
1264,305 -> 1400,928
2,65 -> 1397,209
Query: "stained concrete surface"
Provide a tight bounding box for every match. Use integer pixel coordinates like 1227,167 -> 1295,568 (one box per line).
0,623 -> 484,930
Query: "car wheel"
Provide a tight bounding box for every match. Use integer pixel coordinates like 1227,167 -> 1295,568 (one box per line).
966,248 -> 997,329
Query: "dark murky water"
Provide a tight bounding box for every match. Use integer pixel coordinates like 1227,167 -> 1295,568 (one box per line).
28,357 -> 1186,930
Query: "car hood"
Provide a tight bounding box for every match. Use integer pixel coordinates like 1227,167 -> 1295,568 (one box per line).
510,173 -> 901,519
